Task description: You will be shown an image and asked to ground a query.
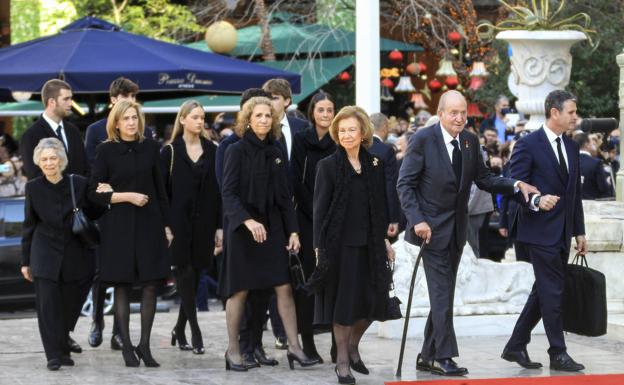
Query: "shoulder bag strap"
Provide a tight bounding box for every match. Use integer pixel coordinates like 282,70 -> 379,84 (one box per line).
168,144 -> 174,177
68,174 -> 78,211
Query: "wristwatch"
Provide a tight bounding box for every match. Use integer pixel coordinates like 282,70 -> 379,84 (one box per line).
533,195 -> 541,208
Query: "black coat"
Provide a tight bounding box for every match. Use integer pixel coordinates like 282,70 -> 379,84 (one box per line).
219,132 -> 298,298
579,153 -> 611,199
160,136 -> 221,268
369,136 -> 401,224
89,139 -> 170,283
21,175 -> 103,281
20,116 -> 88,179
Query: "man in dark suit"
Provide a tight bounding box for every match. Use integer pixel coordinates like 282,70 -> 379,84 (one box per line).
19,79 -> 89,354
397,90 -> 537,376
502,90 -> 587,372
20,79 -> 88,179
573,132 -> 611,199
84,77 -> 142,351
369,112 -> 400,239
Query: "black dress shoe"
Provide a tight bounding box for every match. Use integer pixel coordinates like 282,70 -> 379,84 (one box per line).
242,352 -> 260,369
430,358 -> 468,376
67,336 -> 82,354
170,328 -> 192,351
550,352 -> 585,372
110,334 -> 123,351
416,353 -> 432,371
253,346 -> 279,366
60,355 -> 75,366
501,348 -> 542,369
47,358 -> 61,371
350,358 -> 369,375
88,322 -> 103,348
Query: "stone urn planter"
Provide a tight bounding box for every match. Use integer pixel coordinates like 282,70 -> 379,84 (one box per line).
497,30 -> 586,131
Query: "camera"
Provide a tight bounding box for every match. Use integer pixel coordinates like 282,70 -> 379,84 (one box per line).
580,118 -> 618,134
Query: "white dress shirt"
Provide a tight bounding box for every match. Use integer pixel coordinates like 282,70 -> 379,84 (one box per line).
280,115 -> 292,159
42,112 -> 68,150
439,124 -> 459,162
543,123 -> 569,172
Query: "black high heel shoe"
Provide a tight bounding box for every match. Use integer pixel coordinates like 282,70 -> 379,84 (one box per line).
171,328 -> 192,351
191,334 -> 205,355
224,352 -> 248,372
286,351 -> 320,370
349,358 -> 369,375
122,347 -> 139,367
335,366 -> 356,384
135,345 -> 160,367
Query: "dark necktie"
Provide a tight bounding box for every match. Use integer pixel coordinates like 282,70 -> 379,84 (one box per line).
279,124 -> 288,157
451,139 -> 462,186
56,125 -> 67,151
555,137 -> 568,179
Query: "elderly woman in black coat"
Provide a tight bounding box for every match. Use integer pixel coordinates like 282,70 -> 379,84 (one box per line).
89,100 -> 172,368
308,106 -> 395,384
21,137 -> 107,370
220,96 -> 319,372
161,100 -> 221,354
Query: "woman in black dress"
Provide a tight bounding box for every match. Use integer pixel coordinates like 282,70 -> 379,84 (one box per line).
161,100 -> 221,354
89,100 -> 172,368
308,106 -> 395,384
220,96 -> 319,371
21,138 -> 107,370
290,91 -> 336,361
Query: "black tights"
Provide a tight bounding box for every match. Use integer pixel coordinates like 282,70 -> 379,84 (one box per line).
114,284 -> 157,350
174,266 -> 202,347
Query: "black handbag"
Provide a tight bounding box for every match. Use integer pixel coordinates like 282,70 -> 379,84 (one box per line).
563,253 -> 607,337
69,174 -> 100,248
385,262 -> 403,321
288,251 -> 306,291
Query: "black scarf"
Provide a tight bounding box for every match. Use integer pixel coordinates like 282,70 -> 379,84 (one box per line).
303,127 -> 336,152
306,146 -> 391,294
240,130 -> 285,223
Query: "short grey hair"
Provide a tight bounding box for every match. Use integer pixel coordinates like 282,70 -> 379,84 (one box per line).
370,112 -> 389,132
33,137 -> 68,172
437,90 -> 466,113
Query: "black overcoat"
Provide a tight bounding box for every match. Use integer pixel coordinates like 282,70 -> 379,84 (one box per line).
218,133 -> 298,298
21,175 -> 104,281
89,139 -> 170,284
160,136 -> 221,269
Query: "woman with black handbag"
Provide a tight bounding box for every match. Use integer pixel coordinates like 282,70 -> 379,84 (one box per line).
219,96 -> 319,372
21,138 -> 108,370
307,106 -> 395,384
290,91 -> 336,362
89,100 -> 172,368
161,100 -> 221,355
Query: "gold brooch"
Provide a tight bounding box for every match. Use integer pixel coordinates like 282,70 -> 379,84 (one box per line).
373,157 -> 379,167
464,140 -> 470,149
275,158 -> 282,165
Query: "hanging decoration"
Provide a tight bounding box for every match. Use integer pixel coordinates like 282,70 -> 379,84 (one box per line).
205,21 -> 238,54
381,84 -> 394,102
380,67 -> 400,78
468,76 -> 485,91
418,62 -> 427,73
388,49 -> 404,63
444,76 -> 459,89
428,79 -> 442,93
469,61 -> 489,78
447,31 -> 462,45
394,76 -> 416,93
381,78 -> 395,89
435,59 -> 457,77
406,62 -> 420,76
338,71 -> 351,83
411,93 -> 428,110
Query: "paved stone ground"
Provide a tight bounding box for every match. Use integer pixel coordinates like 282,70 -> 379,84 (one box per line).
1,306 -> 623,385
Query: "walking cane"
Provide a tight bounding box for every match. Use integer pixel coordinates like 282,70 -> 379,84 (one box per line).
395,242 -> 426,377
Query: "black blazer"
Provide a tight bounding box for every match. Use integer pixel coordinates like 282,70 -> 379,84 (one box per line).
160,136 -> 221,268
579,153 -> 610,199
397,124 -> 517,250
21,175 -> 103,281
20,116 -> 88,179
369,136 -> 401,224
89,138 -> 171,283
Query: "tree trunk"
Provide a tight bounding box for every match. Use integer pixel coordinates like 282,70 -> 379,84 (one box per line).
110,0 -> 128,25
254,0 -> 276,61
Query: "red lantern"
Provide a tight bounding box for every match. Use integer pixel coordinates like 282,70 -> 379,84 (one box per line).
388,49 -> 404,63
418,62 -> 427,73
469,76 -> 485,91
428,79 -> 442,92
381,78 -> 395,89
406,62 -> 419,75
444,76 -> 459,89
448,31 -> 462,44
338,71 -> 351,83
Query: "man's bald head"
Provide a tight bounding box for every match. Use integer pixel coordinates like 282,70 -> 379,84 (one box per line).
437,90 -> 468,138
437,90 -> 467,113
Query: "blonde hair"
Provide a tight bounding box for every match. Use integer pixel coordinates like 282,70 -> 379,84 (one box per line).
33,137 -> 68,172
106,100 -> 145,142
167,100 -> 208,144
235,96 -> 281,140
329,106 -> 374,149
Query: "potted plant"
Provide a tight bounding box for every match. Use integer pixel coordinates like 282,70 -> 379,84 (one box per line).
479,0 -> 596,130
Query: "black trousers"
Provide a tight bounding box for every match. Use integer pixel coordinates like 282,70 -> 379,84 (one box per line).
505,242 -> 568,356
421,235 -> 462,360
91,249 -> 120,335
34,277 -> 77,361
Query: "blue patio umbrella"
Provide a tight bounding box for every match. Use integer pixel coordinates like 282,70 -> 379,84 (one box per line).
0,17 -> 300,95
